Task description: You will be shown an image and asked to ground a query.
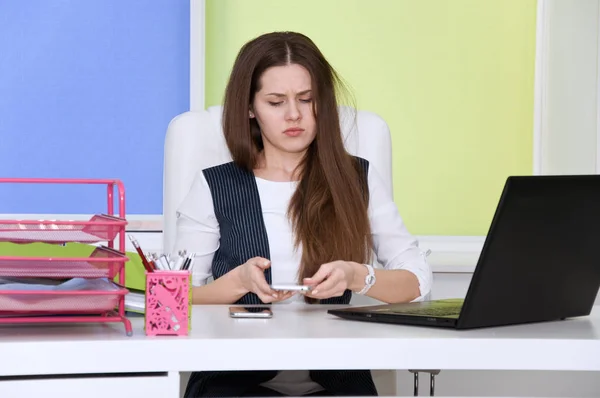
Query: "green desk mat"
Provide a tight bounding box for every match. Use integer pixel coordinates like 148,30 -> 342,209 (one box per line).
0,242 -> 146,291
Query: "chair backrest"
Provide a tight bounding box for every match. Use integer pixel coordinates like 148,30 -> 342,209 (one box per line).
163,105 -> 393,254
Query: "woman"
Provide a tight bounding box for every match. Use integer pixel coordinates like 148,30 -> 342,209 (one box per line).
175,31 -> 432,397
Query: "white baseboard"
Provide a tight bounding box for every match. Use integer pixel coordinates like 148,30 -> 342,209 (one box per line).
123,231 -> 163,256
417,235 -> 483,273
0,215 -> 483,273
128,231 -> 482,274
0,214 -> 163,235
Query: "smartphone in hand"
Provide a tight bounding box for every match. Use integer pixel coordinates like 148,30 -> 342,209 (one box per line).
269,283 -> 312,292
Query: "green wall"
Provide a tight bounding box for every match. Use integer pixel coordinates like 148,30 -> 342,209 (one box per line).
205,0 -> 537,236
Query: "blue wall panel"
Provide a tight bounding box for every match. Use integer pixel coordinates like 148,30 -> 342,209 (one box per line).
0,0 -> 190,215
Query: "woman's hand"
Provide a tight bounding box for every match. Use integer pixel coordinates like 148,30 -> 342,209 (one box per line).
303,261 -> 361,299
234,257 -> 295,303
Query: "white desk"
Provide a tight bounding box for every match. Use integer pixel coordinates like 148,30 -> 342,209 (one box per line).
0,304 -> 599,398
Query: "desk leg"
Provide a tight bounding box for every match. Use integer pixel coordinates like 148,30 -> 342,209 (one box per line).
167,371 -> 180,398
413,372 -> 419,396
408,370 -> 441,396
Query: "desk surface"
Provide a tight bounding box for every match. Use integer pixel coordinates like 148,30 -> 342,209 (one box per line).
1,304 -> 599,377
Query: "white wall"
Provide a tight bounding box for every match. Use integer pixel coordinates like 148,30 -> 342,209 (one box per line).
537,0 -> 600,175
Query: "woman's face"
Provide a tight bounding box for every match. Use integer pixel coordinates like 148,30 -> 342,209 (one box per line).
251,63 -> 316,157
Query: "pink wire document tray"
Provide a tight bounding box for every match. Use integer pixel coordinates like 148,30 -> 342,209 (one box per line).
0,214 -> 126,244
0,246 -> 127,279
0,178 -> 132,335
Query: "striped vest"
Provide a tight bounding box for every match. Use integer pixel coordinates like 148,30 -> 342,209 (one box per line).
204,158 -> 370,305
184,159 -> 377,397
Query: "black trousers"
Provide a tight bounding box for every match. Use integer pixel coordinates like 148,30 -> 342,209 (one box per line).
184,370 -> 378,397
243,385 -> 334,397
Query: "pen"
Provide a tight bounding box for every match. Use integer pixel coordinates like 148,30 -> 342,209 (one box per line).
148,253 -> 159,271
128,234 -> 155,272
174,250 -> 187,270
188,253 -> 196,270
180,255 -> 189,271
182,253 -> 195,271
158,254 -> 171,270
173,255 -> 185,271
150,253 -> 166,271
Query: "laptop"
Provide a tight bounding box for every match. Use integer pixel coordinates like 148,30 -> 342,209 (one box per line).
328,175 -> 600,329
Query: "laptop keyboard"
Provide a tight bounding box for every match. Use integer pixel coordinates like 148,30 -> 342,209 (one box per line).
390,305 -> 462,317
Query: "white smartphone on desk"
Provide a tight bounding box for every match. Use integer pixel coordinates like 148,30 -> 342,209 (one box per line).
270,283 -> 312,292
229,306 -> 273,319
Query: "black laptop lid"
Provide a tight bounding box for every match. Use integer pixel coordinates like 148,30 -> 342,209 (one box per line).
458,175 -> 600,329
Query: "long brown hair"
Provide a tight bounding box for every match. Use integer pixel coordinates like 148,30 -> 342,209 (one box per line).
222,32 -> 372,297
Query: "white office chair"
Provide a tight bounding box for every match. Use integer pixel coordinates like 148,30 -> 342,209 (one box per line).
163,105 -> 393,255
163,105 -> 435,396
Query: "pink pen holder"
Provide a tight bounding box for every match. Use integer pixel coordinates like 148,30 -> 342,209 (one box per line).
145,270 -> 192,336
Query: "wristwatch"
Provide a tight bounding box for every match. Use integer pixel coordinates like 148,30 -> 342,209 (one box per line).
356,263 -> 376,295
